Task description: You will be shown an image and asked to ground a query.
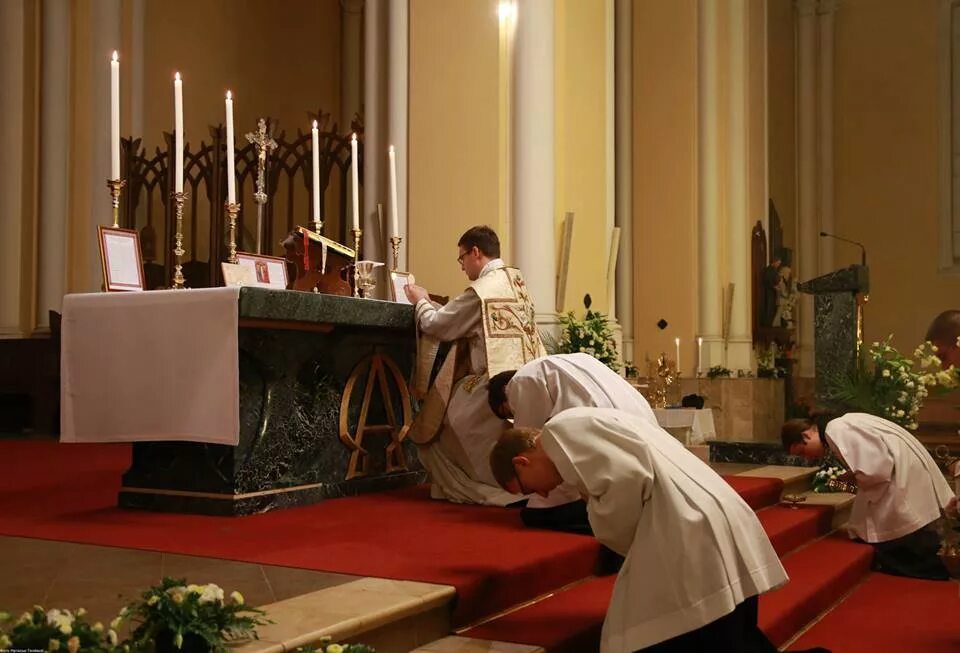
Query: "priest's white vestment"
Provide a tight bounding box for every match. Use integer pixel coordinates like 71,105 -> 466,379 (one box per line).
509,352 -> 658,509
540,407 -> 788,653
825,412 -> 954,543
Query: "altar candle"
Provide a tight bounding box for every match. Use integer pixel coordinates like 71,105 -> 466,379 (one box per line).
388,145 -> 399,237
225,91 -> 236,204
675,337 -> 681,373
351,133 -> 360,231
110,52 -> 120,180
698,336 -> 703,375
174,72 -> 184,193
311,121 -> 321,223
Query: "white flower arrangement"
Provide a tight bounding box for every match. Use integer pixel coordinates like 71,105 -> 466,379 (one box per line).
557,296 -> 620,373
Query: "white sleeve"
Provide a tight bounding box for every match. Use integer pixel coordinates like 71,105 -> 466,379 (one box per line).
508,374 -> 555,428
826,424 -> 894,488
414,291 -> 481,341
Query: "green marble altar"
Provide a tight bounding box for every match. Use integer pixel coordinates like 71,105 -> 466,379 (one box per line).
119,288 -> 423,515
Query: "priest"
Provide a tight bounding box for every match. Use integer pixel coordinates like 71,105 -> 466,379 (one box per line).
782,412 -> 955,580
403,225 -> 546,505
489,408 -> 815,653
487,352 -> 657,534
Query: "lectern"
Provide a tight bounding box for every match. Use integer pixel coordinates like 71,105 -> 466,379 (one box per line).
798,265 -> 869,398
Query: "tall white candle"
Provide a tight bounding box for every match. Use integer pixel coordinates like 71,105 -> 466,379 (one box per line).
350,133 -> 360,231
110,51 -> 120,180
675,337 -> 681,374
388,145 -> 399,237
311,120 -> 321,223
698,336 -> 703,375
225,90 -> 236,204
174,72 -> 184,193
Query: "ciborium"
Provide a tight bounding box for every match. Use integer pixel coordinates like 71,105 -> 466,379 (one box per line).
355,260 -> 384,299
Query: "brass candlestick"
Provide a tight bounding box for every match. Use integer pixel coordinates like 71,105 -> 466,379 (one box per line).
225,201 -> 241,264
172,190 -> 188,289
389,235 -> 403,271
107,178 -> 126,228
351,227 -> 363,297
313,218 -> 323,234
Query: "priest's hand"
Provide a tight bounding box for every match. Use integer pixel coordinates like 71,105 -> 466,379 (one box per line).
404,283 -> 430,304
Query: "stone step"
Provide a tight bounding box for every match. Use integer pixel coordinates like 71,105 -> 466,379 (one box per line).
409,637 -> 544,653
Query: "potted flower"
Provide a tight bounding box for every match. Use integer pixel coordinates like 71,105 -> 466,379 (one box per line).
557,294 -> 620,373
0,606 -> 122,652
291,641 -> 377,653
116,578 -> 269,653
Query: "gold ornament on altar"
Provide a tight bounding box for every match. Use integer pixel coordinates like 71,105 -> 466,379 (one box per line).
646,353 -> 679,409
355,260 -> 384,298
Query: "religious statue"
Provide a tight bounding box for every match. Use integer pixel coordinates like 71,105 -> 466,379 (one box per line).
772,265 -> 798,329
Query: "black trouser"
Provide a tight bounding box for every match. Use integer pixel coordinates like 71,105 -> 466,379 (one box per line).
637,596 -> 779,653
872,524 -> 949,581
521,500 -> 624,575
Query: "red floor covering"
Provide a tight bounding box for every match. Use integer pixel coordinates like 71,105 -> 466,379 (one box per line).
0,440 -> 787,628
789,573 -> 960,652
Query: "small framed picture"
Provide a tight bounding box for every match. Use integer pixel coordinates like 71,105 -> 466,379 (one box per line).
389,270 -> 414,304
220,262 -> 255,287
236,253 -> 289,290
98,226 -> 145,292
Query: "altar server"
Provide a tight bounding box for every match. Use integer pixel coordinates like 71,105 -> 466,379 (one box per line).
403,225 -> 546,505
783,412 -> 955,580
489,408 -> 818,653
926,309 -> 960,370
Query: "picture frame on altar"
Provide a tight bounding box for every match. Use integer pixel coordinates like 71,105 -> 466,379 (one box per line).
220,262 -> 255,287
98,225 -> 145,292
389,270 -> 413,304
235,252 -> 289,290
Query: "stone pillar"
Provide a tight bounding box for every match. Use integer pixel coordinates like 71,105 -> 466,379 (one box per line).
817,0 -> 836,275
512,0 -> 556,323
36,0 -> 71,330
697,0 -> 723,367
387,0 -> 409,270
363,0 -> 386,266
614,0 -> 633,362
341,0 -> 364,130
796,0 -> 818,375
726,0 -> 752,371
126,0 -> 145,137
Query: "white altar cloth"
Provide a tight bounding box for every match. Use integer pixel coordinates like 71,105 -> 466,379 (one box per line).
653,407 -> 717,445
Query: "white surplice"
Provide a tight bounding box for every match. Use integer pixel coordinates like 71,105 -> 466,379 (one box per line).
824,412 -> 955,543
509,352 -> 658,509
540,407 -> 788,653
414,258 -> 521,506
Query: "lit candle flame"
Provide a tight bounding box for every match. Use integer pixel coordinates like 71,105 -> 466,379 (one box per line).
226,90 -> 232,100
112,51 -> 118,62
175,72 -> 181,81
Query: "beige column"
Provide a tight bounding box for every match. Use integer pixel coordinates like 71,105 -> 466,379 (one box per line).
796,0 -> 818,375
387,0 -> 409,270
697,0 -> 723,367
363,0 -> 386,266
614,0 -> 633,362
512,0 -> 556,323
817,0 -> 837,275
37,0 -> 71,331
341,0 -> 364,129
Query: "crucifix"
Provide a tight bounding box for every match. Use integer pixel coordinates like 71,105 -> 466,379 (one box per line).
245,118 -> 278,253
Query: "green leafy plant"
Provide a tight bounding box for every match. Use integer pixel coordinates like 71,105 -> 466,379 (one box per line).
706,365 -> 732,379
0,606 -> 124,652
291,642 -> 377,653
811,462 -> 849,493
116,578 -> 269,653
557,295 -> 620,372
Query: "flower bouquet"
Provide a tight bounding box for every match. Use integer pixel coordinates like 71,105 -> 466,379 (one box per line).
0,606 -> 122,652
812,463 -> 855,494
116,578 -> 269,653
557,295 -> 620,373
292,641 -> 377,653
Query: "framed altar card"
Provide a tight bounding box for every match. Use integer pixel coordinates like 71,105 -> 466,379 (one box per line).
220,262 -> 255,287
236,252 -> 289,290
389,271 -> 413,304
98,226 -> 145,291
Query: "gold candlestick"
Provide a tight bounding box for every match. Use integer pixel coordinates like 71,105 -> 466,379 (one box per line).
107,178 -> 126,228
225,201 -> 241,264
351,227 -> 363,298
389,235 -> 403,271
313,218 -> 323,234
172,191 -> 188,289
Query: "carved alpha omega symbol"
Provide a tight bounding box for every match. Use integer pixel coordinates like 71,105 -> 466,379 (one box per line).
338,353 -> 413,481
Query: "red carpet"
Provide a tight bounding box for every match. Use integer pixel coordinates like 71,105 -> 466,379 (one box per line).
724,475 -> 785,510
789,573 -> 960,652
757,505 -> 834,557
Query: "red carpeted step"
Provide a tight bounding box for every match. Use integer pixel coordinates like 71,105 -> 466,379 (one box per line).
788,573 -> 960,652
722,475 -> 785,510
757,505 -> 834,557
759,534 -> 874,646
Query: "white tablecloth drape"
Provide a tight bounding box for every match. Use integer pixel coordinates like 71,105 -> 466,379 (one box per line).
60,287 -> 241,445
653,407 -> 717,445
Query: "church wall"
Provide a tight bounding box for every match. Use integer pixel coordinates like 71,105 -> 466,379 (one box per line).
554,0 -> 611,316
408,0 -> 502,300
631,0 -> 699,368
833,0 -> 960,349
767,0 -> 797,253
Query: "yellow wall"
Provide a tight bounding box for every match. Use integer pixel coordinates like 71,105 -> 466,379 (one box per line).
631,0 -> 699,367
767,0 -> 796,252
834,0 -> 960,348
408,0 -> 502,299
555,0 -> 610,315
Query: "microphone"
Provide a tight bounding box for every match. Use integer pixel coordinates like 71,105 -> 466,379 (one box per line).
819,231 -> 866,267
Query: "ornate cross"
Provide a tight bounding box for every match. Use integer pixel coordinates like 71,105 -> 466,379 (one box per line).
245,118 -> 278,253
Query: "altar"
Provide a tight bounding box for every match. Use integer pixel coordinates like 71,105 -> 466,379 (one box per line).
60,286 -> 421,515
